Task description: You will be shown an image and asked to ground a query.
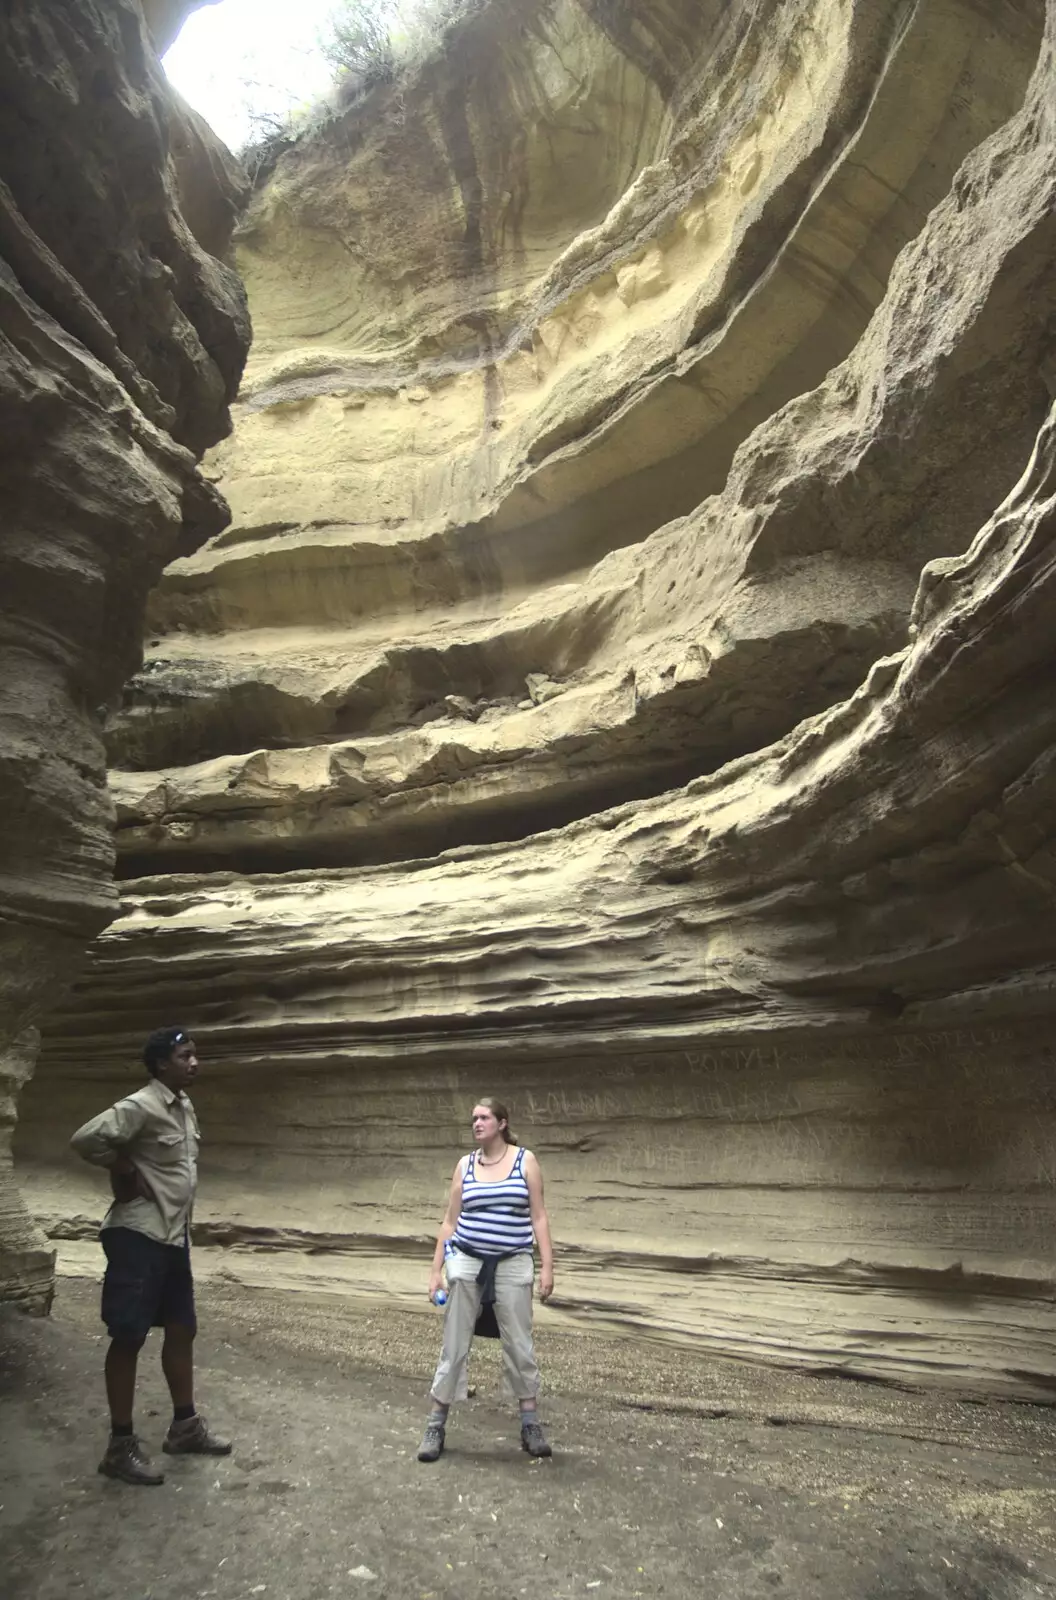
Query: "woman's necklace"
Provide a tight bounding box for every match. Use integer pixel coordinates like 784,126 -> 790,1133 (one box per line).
476,1148 -> 508,1167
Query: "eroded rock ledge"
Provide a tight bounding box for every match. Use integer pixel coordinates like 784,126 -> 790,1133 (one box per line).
106,0 -> 1044,876
0,1 -> 249,1310
20,0 -> 1056,1392
23,388 -> 1056,1389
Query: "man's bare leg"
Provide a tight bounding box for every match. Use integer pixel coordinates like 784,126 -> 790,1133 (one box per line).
104,1338 -> 141,1430
160,1322 -> 195,1413
161,1323 -> 232,1456
99,1338 -> 164,1484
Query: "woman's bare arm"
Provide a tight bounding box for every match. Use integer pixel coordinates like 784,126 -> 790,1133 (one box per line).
428,1162 -> 464,1297
524,1151 -> 554,1301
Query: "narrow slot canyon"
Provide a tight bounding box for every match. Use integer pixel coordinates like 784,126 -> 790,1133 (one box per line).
4,1 -> 1056,1593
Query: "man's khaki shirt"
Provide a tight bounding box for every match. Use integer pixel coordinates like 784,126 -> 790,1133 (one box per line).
70,1078 -> 200,1247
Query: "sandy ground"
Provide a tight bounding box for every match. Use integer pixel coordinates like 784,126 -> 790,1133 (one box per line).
3,1276 -> 1056,1600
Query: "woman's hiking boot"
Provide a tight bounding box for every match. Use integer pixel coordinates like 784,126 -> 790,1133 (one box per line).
520,1419 -> 552,1457
417,1420 -> 446,1462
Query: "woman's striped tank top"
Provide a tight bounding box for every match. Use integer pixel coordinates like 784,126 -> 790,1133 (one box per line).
453,1146 -> 534,1256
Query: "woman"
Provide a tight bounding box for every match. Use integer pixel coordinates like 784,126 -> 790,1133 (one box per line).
418,1098 -> 554,1462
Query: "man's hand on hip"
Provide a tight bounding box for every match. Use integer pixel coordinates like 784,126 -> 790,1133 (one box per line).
109,1156 -> 154,1205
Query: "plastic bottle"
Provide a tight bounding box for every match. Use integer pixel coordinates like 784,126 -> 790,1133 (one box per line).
435,1236 -> 456,1304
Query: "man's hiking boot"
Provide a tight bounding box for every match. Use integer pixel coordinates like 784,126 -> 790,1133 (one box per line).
417,1421 -> 446,1462
163,1413 -> 232,1455
520,1419 -> 552,1458
98,1434 -> 165,1486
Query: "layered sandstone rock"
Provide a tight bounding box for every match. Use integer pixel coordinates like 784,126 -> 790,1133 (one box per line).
16,0 -> 1056,1390
106,0 -> 1045,875
0,1 -> 249,1310
22,389 -> 1056,1389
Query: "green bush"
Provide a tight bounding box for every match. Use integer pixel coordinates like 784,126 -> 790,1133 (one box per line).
320,0 -> 398,86
239,0 -> 481,181
319,0 -> 480,85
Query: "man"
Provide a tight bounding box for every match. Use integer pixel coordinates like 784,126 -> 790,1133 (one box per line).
70,1026 -> 231,1485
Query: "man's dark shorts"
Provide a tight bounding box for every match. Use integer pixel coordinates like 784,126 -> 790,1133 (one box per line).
101,1227 -> 197,1344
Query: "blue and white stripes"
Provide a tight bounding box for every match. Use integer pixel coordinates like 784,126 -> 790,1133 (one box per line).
453,1147 -> 534,1255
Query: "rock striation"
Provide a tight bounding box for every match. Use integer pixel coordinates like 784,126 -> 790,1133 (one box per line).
0,1 -> 249,1310
14,0 -> 1056,1389
106,0 -> 1045,876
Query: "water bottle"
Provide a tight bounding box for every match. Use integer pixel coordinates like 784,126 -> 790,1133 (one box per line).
434,1237 -> 456,1304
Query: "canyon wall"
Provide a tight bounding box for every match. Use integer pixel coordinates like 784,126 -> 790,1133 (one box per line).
15,0 -> 1056,1391
0,1 -> 249,1310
